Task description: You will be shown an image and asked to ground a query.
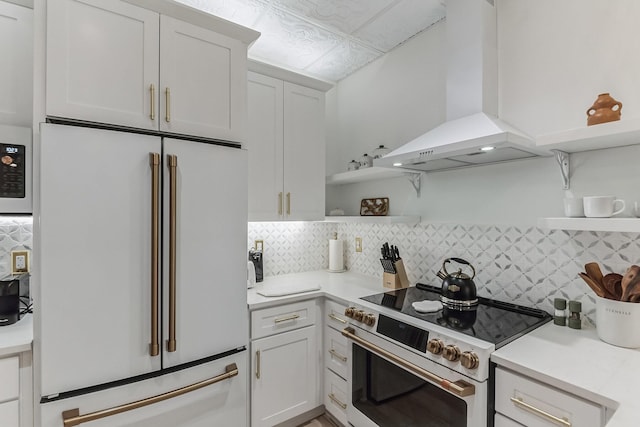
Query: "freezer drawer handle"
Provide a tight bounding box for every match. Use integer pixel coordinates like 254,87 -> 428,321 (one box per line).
167,154 -> 178,352
274,313 -> 300,324
510,396 -> 571,427
328,393 -> 347,410
342,327 -> 475,397
60,363 -> 239,426
149,153 -> 161,357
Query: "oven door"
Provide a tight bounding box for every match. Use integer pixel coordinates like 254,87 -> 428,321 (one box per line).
343,326 -> 487,427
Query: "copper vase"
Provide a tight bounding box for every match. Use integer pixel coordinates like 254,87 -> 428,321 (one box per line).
587,93 -> 622,126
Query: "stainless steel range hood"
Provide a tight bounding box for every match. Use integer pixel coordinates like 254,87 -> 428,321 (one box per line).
375,0 -> 551,172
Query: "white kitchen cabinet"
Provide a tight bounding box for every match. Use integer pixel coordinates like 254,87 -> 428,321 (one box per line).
250,300 -> 320,427
0,351 -> 32,427
324,368 -> 348,426
247,72 -> 326,221
46,0 -> 256,141
0,0 -> 32,127
494,366 -> 605,427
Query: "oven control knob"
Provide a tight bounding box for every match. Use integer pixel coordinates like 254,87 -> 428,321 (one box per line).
461,351 -> 480,370
364,313 -> 376,326
426,339 -> 444,355
344,307 -> 356,318
354,310 -> 365,322
443,345 -> 461,362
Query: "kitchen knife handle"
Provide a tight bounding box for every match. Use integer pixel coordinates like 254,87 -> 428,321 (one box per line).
61,363 -> 239,426
165,87 -> 171,122
278,192 -> 283,216
149,153 -> 160,357
149,84 -> 155,121
286,192 -> 291,215
167,154 -> 178,352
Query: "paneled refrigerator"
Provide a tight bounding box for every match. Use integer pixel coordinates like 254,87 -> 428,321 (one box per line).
35,123 -> 249,426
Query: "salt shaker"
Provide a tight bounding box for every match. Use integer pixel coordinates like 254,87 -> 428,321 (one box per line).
568,300 -> 582,329
553,298 -> 566,326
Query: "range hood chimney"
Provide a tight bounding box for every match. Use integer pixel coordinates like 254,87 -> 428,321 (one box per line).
376,0 -> 550,172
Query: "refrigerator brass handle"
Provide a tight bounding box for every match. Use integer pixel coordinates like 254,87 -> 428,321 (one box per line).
149,153 -> 160,357
329,349 -> 347,362
286,192 -> 291,215
274,313 -> 300,324
328,313 -> 347,324
167,154 -> 178,352
328,393 -> 347,410
256,350 -> 261,379
278,192 -> 283,216
165,87 -> 171,122
342,327 -> 475,397
61,363 -> 239,427
510,397 -> 571,427
149,84 -> 155,121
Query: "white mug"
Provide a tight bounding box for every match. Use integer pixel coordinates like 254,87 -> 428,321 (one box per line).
563,197 -> 584,217
583,196 -> 625,218
634,201 -> 640,218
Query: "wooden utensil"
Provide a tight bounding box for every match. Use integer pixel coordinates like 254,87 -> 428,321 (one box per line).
602,273 -> 623,300
585,262 -> 605,288
578,272 -> 607,298
621,265 -> 640,301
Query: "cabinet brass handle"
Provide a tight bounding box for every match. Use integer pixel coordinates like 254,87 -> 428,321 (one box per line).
510,397 -> 571,427
342,327 -> 475,397
61,363 -> 238,426
328,313 -> 347,324
286,192 -> 291,215
149,153 -> 160,357
165,87 -> 171,122
274,313 -> 300,324
167,154 -> 178,352
256,350 -> 261,379
278,192 -> 283,216
328,393 -> 347,410
329,349 -> 347,362
149,84 -> 156,121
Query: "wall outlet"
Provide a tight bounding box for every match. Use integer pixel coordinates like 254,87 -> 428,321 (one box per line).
254,240 -> 264,252
11,250 -> 29,274
355,237 -> 362,252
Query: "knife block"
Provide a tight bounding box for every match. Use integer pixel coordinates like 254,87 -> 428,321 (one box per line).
383,259 -> 410,289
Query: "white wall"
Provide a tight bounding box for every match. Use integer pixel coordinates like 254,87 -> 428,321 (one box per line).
326,0 -> 640,226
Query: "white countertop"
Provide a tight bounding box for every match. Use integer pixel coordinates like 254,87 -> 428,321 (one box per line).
0,314 -> 33,357
492,321 -> 639,426
247,270 -> 387,310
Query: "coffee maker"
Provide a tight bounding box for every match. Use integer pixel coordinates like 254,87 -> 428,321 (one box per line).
0,278 -> 20,326
248,249 -> 263,283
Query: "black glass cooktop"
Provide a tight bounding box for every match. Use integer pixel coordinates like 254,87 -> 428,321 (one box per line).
360,283 -> 551,348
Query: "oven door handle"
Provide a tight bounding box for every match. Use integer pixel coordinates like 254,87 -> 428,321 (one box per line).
342,327 -> 475,397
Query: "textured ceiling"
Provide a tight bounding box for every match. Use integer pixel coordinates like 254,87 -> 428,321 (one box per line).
176,0 -> 445,82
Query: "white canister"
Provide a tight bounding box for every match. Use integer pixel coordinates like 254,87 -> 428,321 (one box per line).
595,296 -> 640,348
247,261 -> 256,288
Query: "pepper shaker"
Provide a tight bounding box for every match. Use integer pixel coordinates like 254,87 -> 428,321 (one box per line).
553,298 -> 567,326
568,300 -> 582,329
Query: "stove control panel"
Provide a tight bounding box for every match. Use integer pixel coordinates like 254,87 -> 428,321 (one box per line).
344,306 -> 377,328
427,333 -> 482,374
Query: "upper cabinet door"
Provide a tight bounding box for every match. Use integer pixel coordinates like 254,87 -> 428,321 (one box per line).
159,15 -> 247,142
247,72 -> 284,221
46,0 -> 160,130
283,82 -> 325,221
0,1 -> 32,127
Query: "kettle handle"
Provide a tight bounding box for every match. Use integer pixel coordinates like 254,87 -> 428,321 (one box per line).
441,257 -> 476,279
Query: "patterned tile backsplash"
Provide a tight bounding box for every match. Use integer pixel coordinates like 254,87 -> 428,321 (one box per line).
0,216 -> 33,279
249,221 -> 640,323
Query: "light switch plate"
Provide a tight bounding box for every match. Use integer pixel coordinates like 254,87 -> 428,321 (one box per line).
355,237 -> 362,252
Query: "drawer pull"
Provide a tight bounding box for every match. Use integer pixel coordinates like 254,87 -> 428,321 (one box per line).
328,393 -> 347,410
510,396 -> 571,427
274,313 -> 300,324
328,313 -> 347,324
329,349 -> 347,362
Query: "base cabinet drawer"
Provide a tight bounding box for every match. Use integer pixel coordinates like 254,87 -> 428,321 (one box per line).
324,326 -> 348,379
495,367 -> 604,427
251,300 -> 316,339
495,413 -> 524,427
324,369 -> 348,426
324,300 -> 348,331
0,356 -> 19,402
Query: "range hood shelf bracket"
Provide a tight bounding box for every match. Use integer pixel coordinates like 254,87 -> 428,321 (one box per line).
406,172 -> 422,197
552,150 -> 570,190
